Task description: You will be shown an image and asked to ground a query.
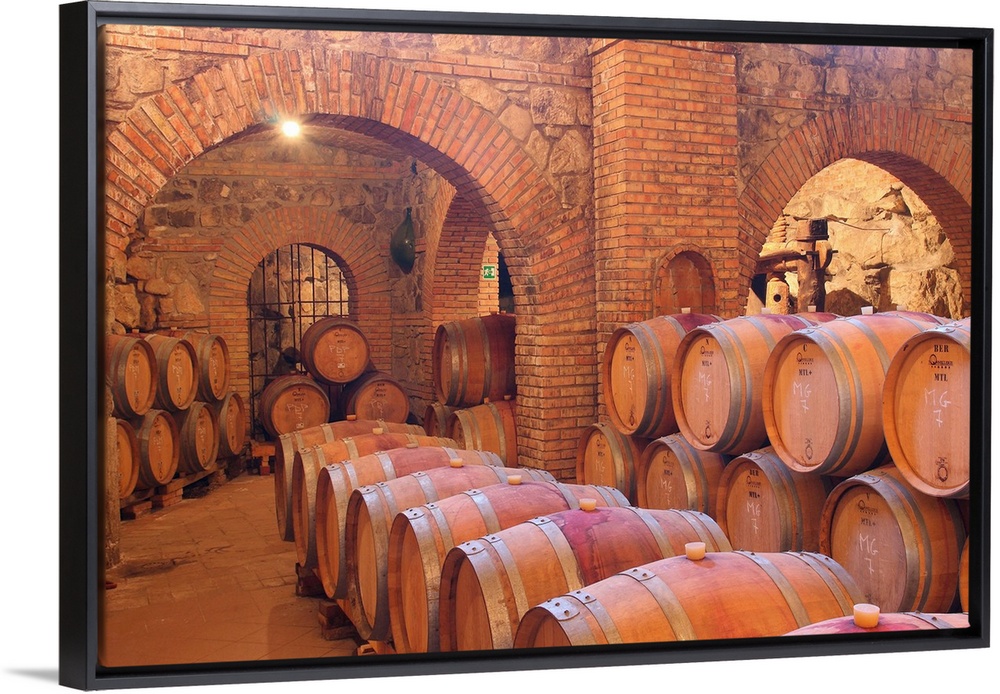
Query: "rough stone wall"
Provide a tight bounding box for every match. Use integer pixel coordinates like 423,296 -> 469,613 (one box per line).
101,23 -> 975,479
765,159 -> 964,318
735,42 -> 974,314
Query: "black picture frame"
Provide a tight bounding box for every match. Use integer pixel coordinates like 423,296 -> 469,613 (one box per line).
58,0 -> 992,690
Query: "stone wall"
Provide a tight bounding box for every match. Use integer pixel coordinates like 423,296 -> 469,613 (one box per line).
101,23 -> 975,477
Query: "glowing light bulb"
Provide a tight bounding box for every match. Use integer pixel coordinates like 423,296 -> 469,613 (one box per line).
280,120 -> 301,137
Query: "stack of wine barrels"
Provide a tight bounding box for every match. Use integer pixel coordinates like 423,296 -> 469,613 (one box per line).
286,308 -> 971,651
425,314 -> 518,464
107,329 -> 246,505
271,316 -> 415,440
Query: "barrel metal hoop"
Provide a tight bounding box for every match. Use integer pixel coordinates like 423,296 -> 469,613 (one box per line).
736,550 -> 811,628
758,451 -> 802,550
628,506 -> 677,559
621,567 -> 698,640
710,321 -> 750,450
806,329 -> 862,473
791,551 -> 857,615
477,535 -> 529,647
528,516 -> 585,590
375,450 -> 396,479
871,473 -> 934,609
451,322 -> 468,405
412,469 -> 441,503
634,320 -> 666,433
466,489 -> 503,536
675,436 -> 711,513
476,316 -> 493,402
567,591 -> 622,644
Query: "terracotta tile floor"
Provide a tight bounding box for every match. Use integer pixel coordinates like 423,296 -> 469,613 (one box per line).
100,471 -> 361,668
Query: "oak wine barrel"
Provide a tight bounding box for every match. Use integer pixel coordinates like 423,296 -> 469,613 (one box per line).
299,316 -> 372,385
142,333 -> 200,412
386,480 -> 630,654
258,374 -> 330,439
882,318 -> 971,498
574,421 -> 648,503
432,313 -> 516,407
783,610 -> 968,635
273,418 -> 425,541
210,391 -> 246,458
172,401 -> 220,475
106,334 -> 158,419
819,465 -> 965,613
338,370 -> 410,424
133,409 -> 180,490
114,418 -> 141,499
960,537 -> 970,613
447,399 -> 518,466
438,506 -> 732,651
165,330 -> 231,402
763,310 -> 949,478
423,402 -> 456,437
345,464 -> 557,641
716,446 -> 832,552
602,312 -> 722,438
636,433 -> 731,514
310,444 -> 496,599
672,312 -> 838,455
513,550 -> 862,648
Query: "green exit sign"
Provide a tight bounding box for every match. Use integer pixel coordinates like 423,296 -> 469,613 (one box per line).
482,264 -> 497,280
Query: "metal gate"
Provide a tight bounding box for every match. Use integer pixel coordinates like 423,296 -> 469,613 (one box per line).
247,243 -> 349,438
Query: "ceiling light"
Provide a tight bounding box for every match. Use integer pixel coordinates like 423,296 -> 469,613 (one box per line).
280,120 -> 301,137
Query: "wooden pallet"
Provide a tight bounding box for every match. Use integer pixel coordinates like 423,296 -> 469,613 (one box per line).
119,460 -> 227,519
250,439 -> 275,476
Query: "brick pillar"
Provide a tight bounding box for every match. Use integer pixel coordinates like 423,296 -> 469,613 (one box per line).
591,40 -> 742,397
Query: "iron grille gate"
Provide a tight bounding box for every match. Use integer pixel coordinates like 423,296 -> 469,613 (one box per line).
247,243 -> 349,439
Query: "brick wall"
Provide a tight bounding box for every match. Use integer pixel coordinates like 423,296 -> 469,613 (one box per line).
101,24 -> 975,475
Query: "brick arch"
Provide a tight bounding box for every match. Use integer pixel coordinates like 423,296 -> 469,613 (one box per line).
208,206 -> 391,421
106,48 -> 597,471
738,103 -> 974,311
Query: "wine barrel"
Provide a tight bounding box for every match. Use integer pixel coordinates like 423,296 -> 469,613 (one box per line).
602,312 -> 722,438
716,446 -> 832,552
114,418 -> 141,499
513,550 -> 862,648
432,313 -> 516,407
386,480 -> 630,654
447,399 -> 518,466
258,374 -> 330,439
882,318 -> 971,498
438,506 -> 732,651
300,316 -> 372,385
636,433 -> 731,514
273,418 -> 425,542
210,391 -> 246,458
784,610 -> 969,635
172,401 -> 220,475
672,312 -> 837,455
106,334 -> 158,419
423,402 -> 456,437
338,370 -> 410,424
960,536 -> 970,612
763,310 -> 949,478
345,464 -> 557,641
819,465 -> 965,613
574,421 -> 648,503
310,444 -> 498,600
142,333 -> 200,412
133,409 -> 180,490
165,330 -> 231,402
